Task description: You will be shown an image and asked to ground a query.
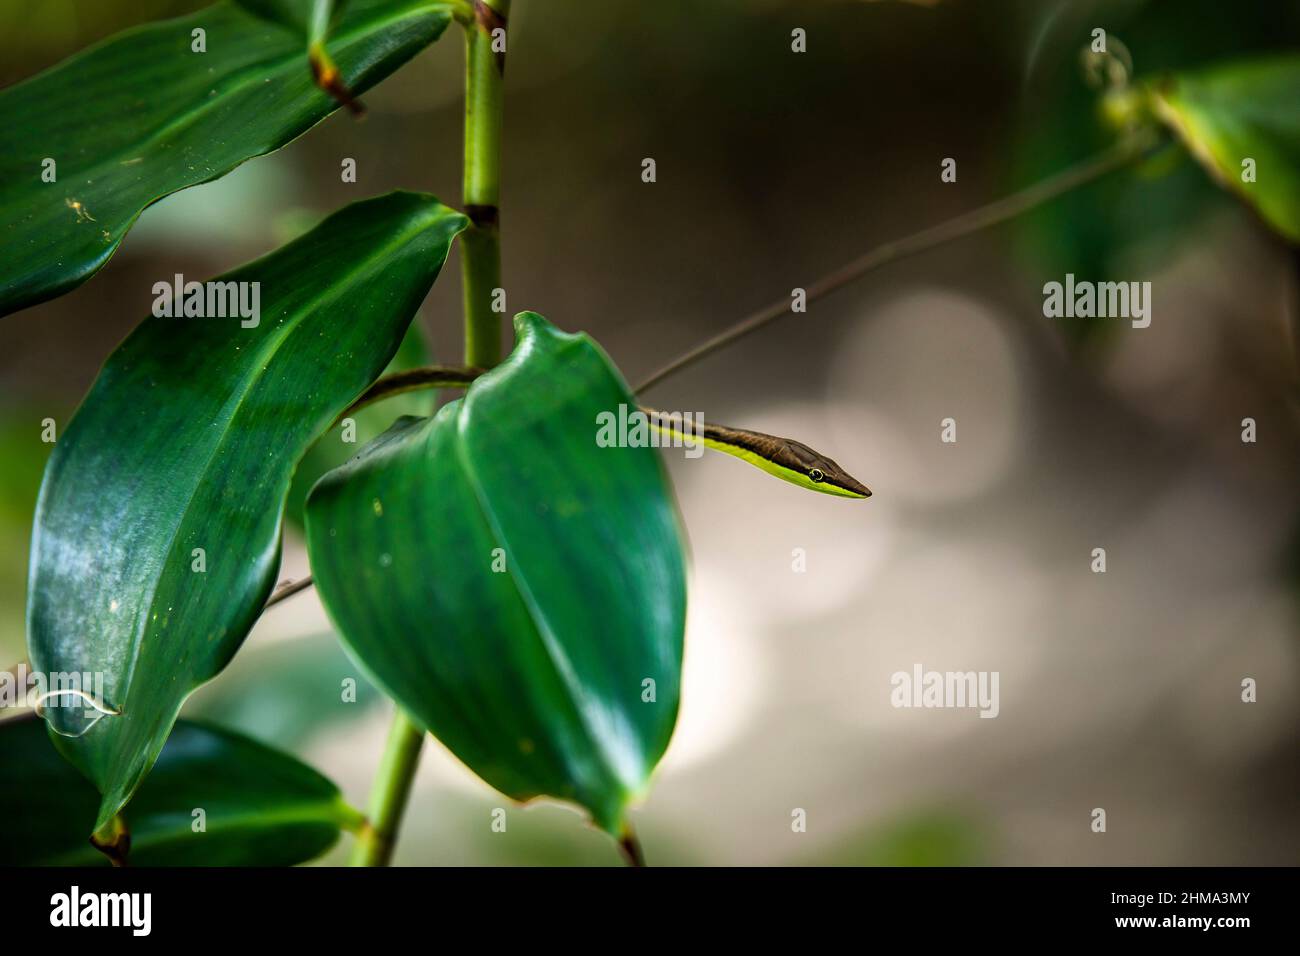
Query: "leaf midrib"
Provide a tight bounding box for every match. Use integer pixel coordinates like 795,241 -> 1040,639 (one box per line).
113,205 -> 450,713
453,348 -> 639,818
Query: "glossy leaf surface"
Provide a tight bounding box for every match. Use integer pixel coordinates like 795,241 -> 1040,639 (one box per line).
306,313 -> 686,834
0,0 -> 457,316
27,192 -> 466,830
0,716 -> 356,866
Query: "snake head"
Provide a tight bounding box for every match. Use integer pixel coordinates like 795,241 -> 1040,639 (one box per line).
777,439 -> 872,498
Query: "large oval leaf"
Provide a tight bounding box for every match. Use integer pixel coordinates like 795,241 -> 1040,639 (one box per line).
0,0 -> 458,316
0,715 -> 357,866
1153,55 -> 1300,242
305,312 -> 686,834
27,191 -> 467,831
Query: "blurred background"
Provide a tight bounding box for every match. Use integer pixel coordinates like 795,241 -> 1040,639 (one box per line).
1,0 -> 1297,864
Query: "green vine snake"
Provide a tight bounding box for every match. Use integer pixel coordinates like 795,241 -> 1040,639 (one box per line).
345,366 -> 872,500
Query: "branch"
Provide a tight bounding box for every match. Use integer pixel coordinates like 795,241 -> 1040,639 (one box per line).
633,133 -> 1160,393
340,365 -> 484,421
263,575 -> 314,610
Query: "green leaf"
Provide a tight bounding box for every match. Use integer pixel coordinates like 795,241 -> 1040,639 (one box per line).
0,0 -> 458,317
305,312 -> 686,835
27,191 -> 467,831
1153,55 -> 1300,242
284,322 -> 437,532
0,715 -> 357,866
233,0 -> 350,42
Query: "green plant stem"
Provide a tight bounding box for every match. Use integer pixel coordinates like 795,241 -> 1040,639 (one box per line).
349,709 -> 426,866
264,574 -> 314,609
461,0 -> 511,368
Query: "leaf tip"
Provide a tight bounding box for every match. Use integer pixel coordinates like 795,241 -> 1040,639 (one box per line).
511,310 -> 549,338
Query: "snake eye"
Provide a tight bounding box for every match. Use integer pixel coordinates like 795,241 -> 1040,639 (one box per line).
809,468 -> 825,483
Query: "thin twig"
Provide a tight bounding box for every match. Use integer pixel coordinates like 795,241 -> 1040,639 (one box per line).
264,575 -> 314,610
341,365 -> 484,422
634,133 -> 1160,394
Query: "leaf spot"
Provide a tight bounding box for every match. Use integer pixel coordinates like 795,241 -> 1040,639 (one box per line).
65,197 -> 96,223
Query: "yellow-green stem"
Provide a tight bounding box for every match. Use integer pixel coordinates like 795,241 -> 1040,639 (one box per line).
350,709 -> 425,866
461,0 -> 510,368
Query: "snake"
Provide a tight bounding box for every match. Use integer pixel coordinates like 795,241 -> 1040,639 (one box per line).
642,408 -> 870,498
345,367 -> 872,500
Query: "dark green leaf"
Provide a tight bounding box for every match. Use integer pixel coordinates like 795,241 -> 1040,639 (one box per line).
0,715 -> 357,866
0,0 -> 458,316
1153,55 -> 1300,242
28,191 -> 467,831
305,312 -> 686,835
